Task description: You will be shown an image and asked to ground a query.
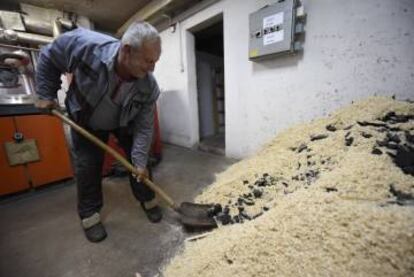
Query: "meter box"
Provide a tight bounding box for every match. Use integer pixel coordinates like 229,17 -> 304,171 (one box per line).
249,0 -> 305,61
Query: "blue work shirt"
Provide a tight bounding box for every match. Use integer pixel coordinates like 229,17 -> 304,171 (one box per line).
35,27 -> 160,168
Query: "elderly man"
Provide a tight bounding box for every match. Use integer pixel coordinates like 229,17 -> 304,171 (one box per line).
35,21 -> 162,242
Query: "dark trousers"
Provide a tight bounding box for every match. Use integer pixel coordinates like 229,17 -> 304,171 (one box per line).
70,127 -> 155,219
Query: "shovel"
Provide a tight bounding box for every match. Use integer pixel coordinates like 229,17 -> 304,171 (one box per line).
51,109 -> 217,229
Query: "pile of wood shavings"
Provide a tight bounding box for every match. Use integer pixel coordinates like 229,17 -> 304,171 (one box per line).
163,96 -> 414,277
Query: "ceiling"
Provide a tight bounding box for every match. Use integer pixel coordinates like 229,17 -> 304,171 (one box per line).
0,0 -> 156,32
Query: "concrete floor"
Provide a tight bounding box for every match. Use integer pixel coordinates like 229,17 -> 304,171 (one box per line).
0,145 -> 236,277
199,133 -> 225,155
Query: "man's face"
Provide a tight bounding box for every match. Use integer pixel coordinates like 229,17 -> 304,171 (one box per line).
127,39 -> 161,78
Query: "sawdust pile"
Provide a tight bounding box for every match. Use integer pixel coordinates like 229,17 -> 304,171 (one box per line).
163,96 -> 414,277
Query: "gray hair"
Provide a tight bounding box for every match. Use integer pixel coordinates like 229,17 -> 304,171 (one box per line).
121,21 -> 160,49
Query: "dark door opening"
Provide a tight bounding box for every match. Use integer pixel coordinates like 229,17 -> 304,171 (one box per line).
194,18 -> 225,155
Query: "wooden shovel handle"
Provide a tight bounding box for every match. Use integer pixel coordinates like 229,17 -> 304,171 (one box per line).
51,109 -> 177,209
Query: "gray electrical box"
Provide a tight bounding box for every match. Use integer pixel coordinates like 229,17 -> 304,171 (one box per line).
249,0 -> 304,61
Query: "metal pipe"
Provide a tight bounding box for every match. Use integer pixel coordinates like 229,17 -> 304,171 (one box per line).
52,19 -> 62,38
117,0 -> 173,37
22,16 -> 53,36
0,43 -> 40,52
13,31 -> 53,45
58,18 -> 75,29
155,0 -> 221,32
0,29 -> 53,45
22,16 -> 74,37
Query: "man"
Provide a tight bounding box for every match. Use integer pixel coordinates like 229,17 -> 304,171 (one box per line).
35,21 -> 162,242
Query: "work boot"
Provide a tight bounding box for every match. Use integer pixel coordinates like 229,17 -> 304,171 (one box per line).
81,213 -> 107,242
141,199 -> 162,223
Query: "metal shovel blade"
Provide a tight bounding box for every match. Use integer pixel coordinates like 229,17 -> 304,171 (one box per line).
177,202 -> 217,228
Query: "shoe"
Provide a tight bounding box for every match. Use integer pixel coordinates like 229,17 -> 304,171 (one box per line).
81,213 -> 107,242
141,200 -> 162,223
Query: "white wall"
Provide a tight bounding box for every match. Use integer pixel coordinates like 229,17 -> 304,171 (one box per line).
154,0 -> 414,159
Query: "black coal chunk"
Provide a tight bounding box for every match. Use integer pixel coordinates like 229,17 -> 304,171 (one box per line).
343,125 -> 353,130
389,184 -> 414,201
357,120 -> 387,127
217,213 -> 232,225
387,145 -> 414,176
252,212 -> 263,219
387,133 -> 401,144
239,210 -> 251,220
376,138 -> 389,147
243,198 -> 255,206
386,141 -> 400,150
255,178 -> 267,187
253,188 -> 263,198
310,134 -> 329,141
243,180 -> 249,185
345,136 -> 354,146
381,112 -> 414,124
207,203 -> 223,217
326,187 -> 338,192
405,131 -> 414,144
326,124 -> 337,132
305,170 -> 319,178
381,111 -> 397,122
372,147 -> 383,155
263,206 -> 270,211
361,132 -> 373,138
297,143 -> 308,153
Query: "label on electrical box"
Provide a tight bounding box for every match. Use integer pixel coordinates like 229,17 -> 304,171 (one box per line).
263,12 -> 284,46
264,30 -> 284,45
263,12 -> 284,28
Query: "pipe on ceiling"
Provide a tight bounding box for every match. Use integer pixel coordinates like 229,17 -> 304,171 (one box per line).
0,29 -> 53,45
23,16 -> 53,36
116,0 -> 174,37
23,16 -> 75,37
117,0 -> 221,37
155,0 -> 221,32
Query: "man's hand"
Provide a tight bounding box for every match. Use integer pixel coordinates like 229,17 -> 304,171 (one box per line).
133,166 -> 149,182
35,99 -> 58,111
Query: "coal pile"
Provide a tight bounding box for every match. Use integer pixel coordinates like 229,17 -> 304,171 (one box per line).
207,174 -> 275,225
163,97 -> 414,277
209,109 -> 414,225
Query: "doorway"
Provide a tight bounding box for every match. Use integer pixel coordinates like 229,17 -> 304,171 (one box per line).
193,16 -> 225,155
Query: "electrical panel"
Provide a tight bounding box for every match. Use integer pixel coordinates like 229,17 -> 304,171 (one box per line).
249,0 -> 305,61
